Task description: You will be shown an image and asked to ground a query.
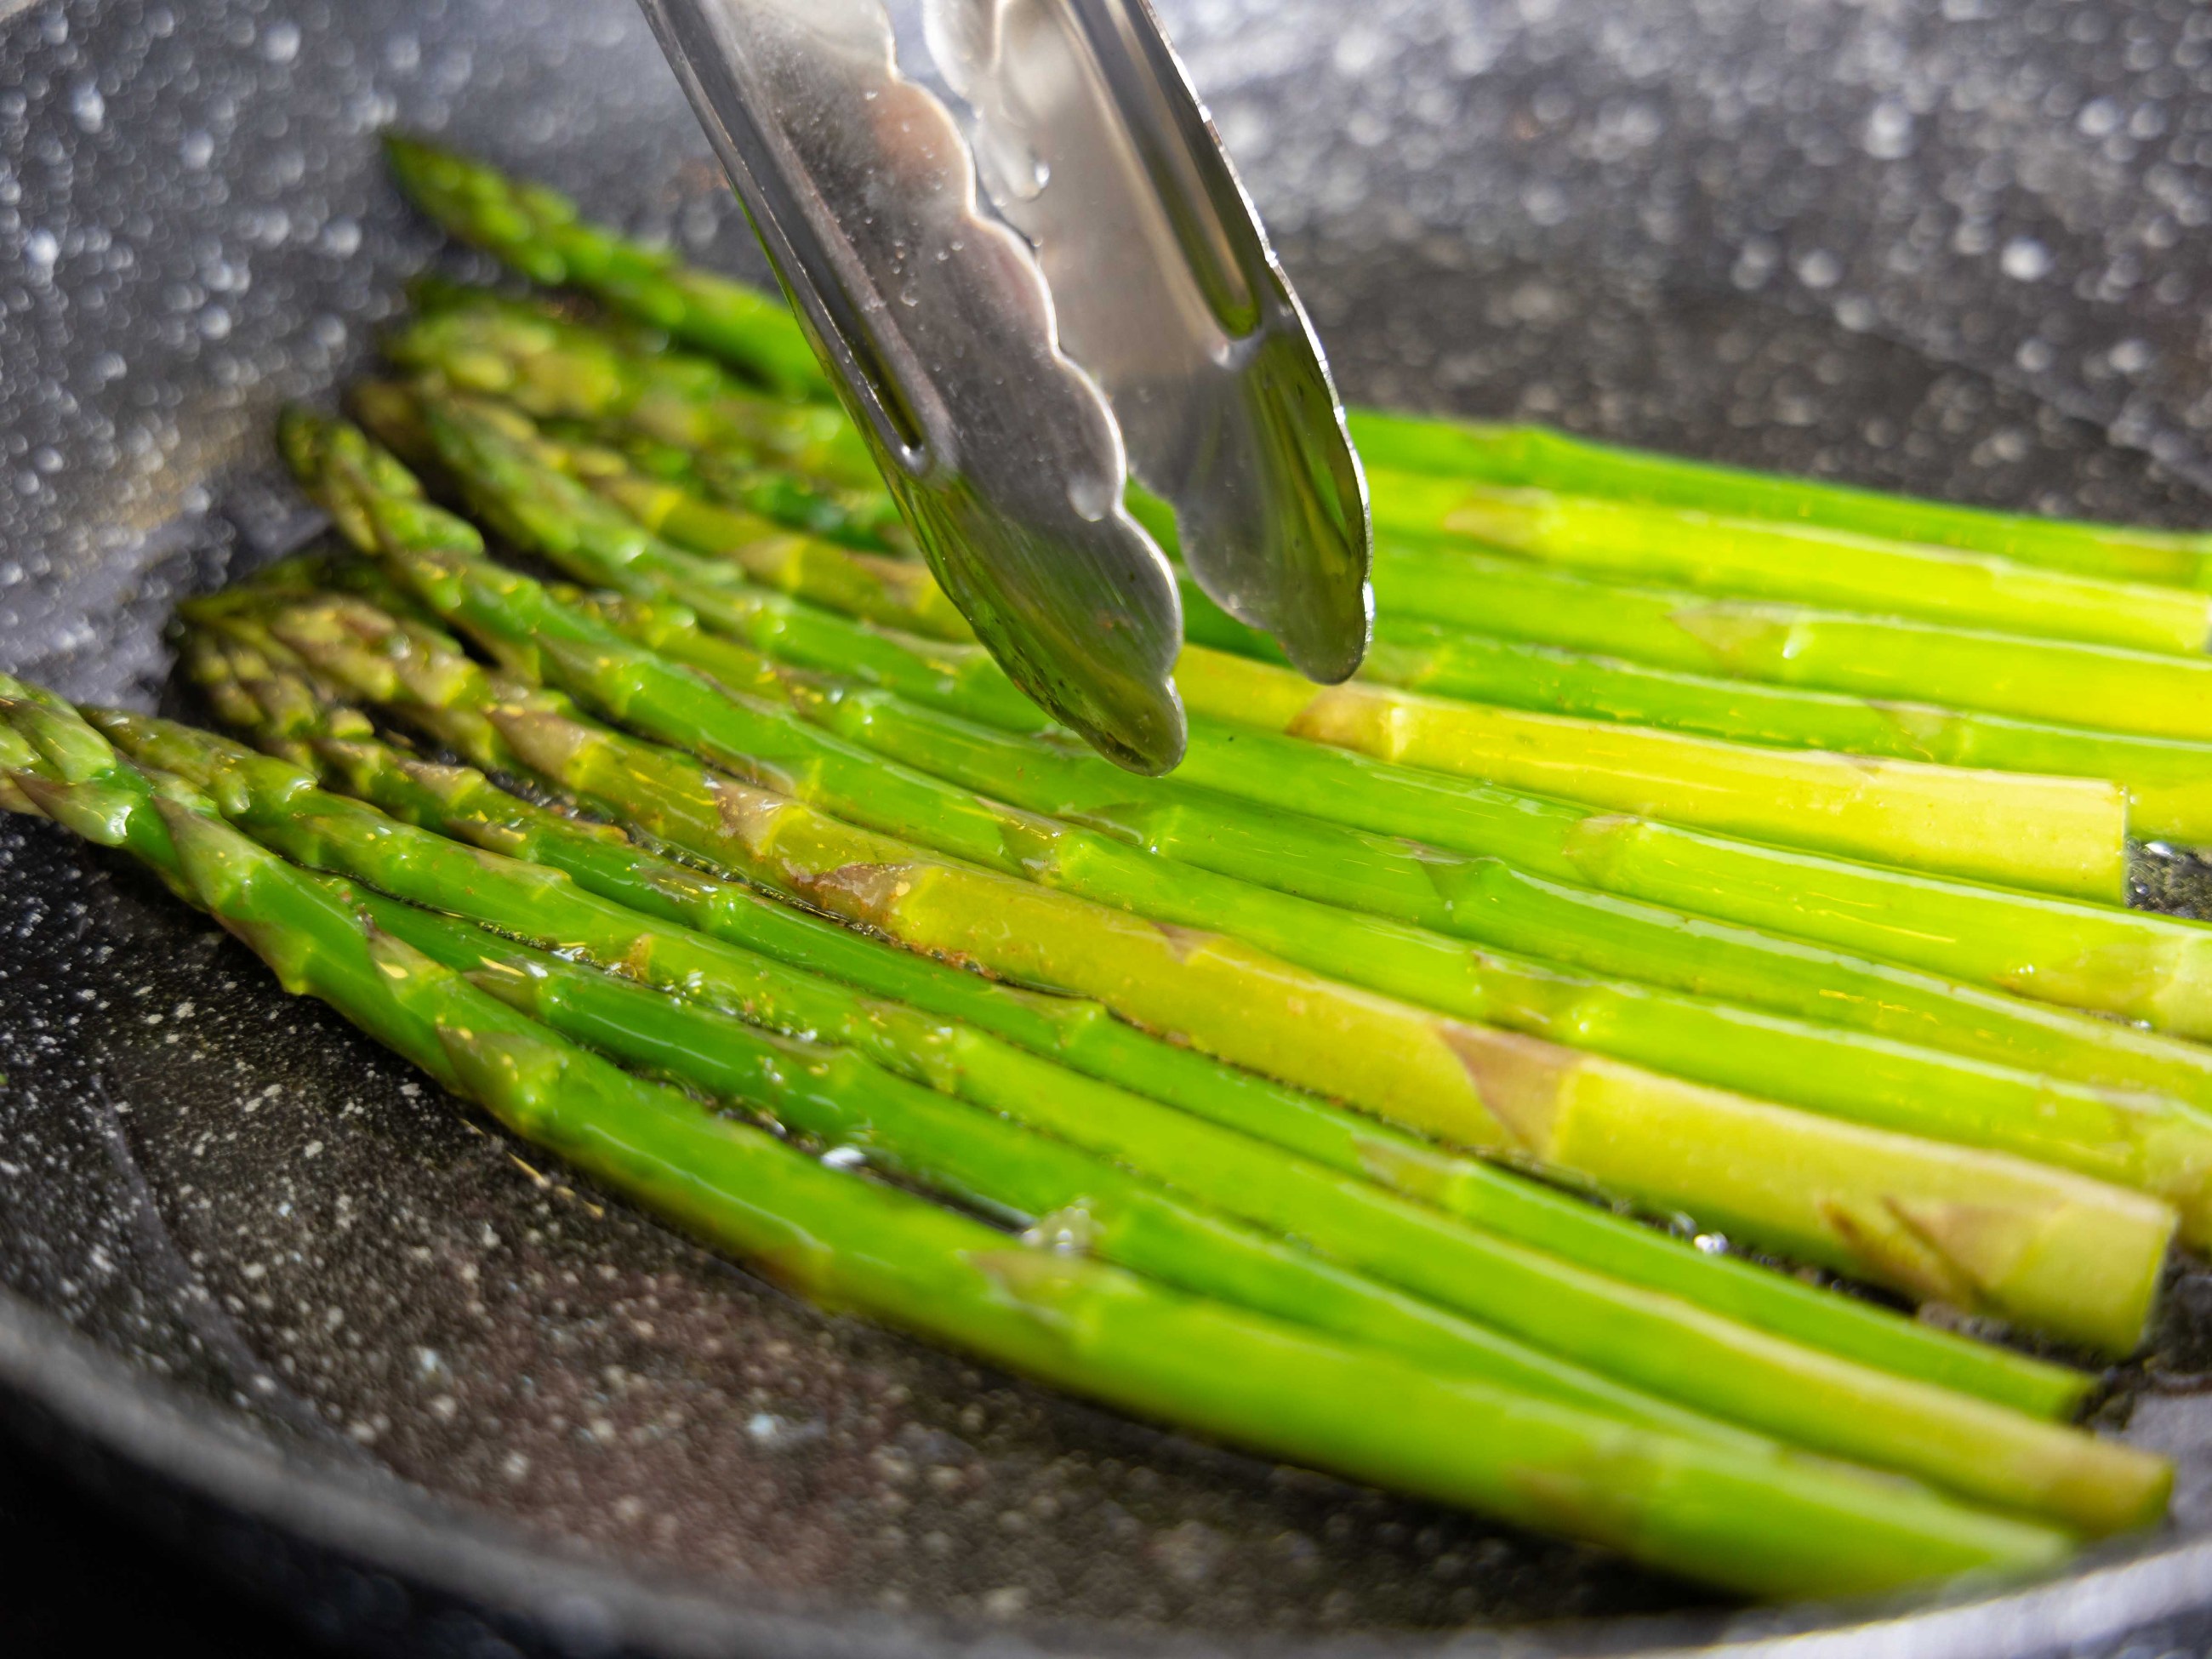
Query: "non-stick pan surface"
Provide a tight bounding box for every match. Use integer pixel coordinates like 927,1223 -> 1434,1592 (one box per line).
9,1 -> 2212,1651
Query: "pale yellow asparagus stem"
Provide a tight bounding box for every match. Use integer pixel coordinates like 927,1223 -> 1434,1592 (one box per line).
1174,645 -> 2129,903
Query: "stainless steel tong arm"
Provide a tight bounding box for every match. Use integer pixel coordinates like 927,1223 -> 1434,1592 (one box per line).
636,0 -> 1371,772
928,0 -> 1372,685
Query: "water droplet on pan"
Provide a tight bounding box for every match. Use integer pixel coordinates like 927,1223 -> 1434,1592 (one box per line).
1999,237 -> 2052,282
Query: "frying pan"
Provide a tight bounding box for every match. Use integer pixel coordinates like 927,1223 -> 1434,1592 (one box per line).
8,0 -> 2212,1651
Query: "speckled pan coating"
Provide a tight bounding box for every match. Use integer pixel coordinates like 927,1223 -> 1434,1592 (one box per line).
9,0 -> 2212,1652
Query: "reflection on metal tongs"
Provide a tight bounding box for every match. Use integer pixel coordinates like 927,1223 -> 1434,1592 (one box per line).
635,0 -> 1372,773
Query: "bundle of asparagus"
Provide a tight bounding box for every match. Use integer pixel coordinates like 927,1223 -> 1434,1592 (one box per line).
0,675 -> 2118,1598
248,414 -> 2189,1343
376,290 -> 2141,901
14,134 -> 2212,1599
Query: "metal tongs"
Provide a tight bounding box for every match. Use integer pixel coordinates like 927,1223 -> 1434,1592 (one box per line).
635,0 -> 1371,772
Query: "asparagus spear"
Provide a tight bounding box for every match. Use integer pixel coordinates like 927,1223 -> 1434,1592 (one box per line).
212,514 -> 2184,1354
397,310 -> 2212,795
297,395 -> 2212,1059
396,385 -> 2130,901
345,385 -> 1040,732
88,702 -> 2170,1529
1343,408 -> 2212,589
397,276 -> 909,549
378,286 -> 879,488
1210,615 -> 2212,843
1189,628 -> 2127,901
187,617 -> 2096,1420
544,417 -> 907,551
20,686 -> 2057,1598
584,587 -> 2212,1109
430,391 -> 967,641
482,562 -> 2212,1246
381,134 -> 2209,602
366,396 -> 2212,1052
0,722 -> 42,814
380,134 -> 832,402
416,359 -> 2212,845
1300,540 -> 2212,746
372,892 -> 2169,1535
347,375 -> 962,645
1365,470 -> 2212,656
357,884 -> 1762,1445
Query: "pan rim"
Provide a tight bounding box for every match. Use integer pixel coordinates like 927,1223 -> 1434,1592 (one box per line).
0,1283 -> 2203,1659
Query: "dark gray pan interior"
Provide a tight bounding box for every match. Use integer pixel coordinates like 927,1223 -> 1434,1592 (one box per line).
8,1 -> 2212,1652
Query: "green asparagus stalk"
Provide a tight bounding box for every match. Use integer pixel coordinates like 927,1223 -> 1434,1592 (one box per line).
302,392 -> 2212,1059
397,276 -> 909,549
1172,643 -> 2212,1048
1366,470 -> 2212,655
529,584 -> 2212,1246
560,453 -> 960,636
399,385 -> 2131,901
1189,630 -> 2127,900
88,703 -> 2169,1530
398,305 -> 2212,807
19,684 -> 2057,1598
1296,541 -> 2212,745
450,395 -> 966,641
381,133 -> 2209,603
584,587 -> 2212,1113
347,376 -> 961,642
234,459 -> 2191,1352
382,391 -> 2212,1050
372,895 -> 2168,1536
381,135 -> 832,402
1344,408 -> 2212,589
0,720 -> 43,815
378,286 -> 879,488
432,368 -> 2212,844
349,383 -> 1040,730
356,884 -> 1761,1446
1210,614 -> 2212,844
187,615 -> 2097,1421
324,473 -> 2192,1331
542,416 -> 907,551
